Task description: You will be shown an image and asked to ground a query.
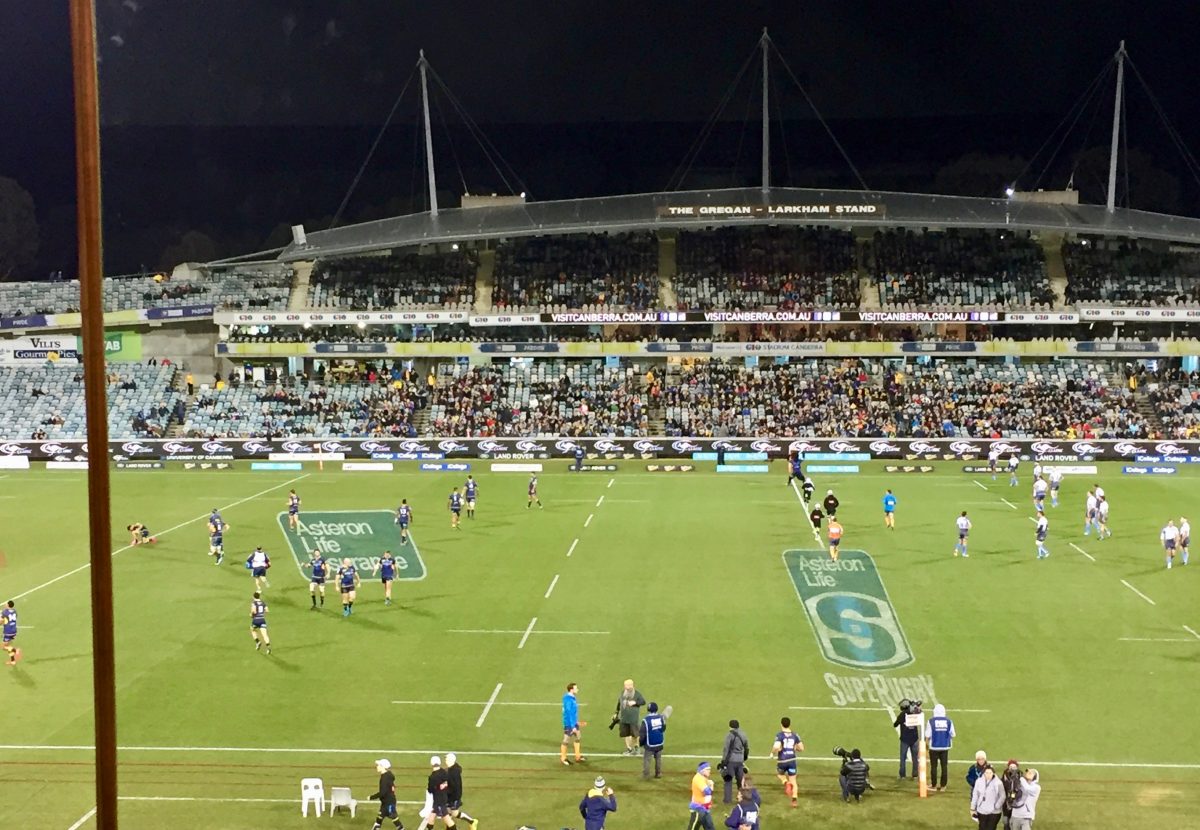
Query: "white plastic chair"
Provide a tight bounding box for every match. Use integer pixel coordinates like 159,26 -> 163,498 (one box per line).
300,778 -> 325,817
329,787 -> 357,817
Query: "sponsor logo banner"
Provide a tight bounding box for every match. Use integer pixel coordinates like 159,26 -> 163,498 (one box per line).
0,335 -> 79,365
1122,465 -> 1178,475
1040,465 -> 1098,475
801,452 -> 871,461
715,464 -> 770,473
45,460 -> 86,470
420,463 -> 472,472
645,464 -> 695,472
477,343 -> 561,354
785,548 -> 914,670
692,452 -> 768,462
341,462 -> 394,472
251,462 -> 303,471
805,465 -> 861,474
884,465 -> 935,473
116,461 -> 163,469
569,463 -> 618,472
824,673 -> 938,707
490,463 -> 544,472
146,304 -> 214,321
278,510 -> 425,580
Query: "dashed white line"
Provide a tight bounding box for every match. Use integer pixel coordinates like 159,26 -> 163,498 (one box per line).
973,480 -> 989,491
607,478 -> 615,488
1000,497 -> 1018,510
1069,543 -> 1096,562
544,574 -> 560,599
517,617 -> 538,649
584,513 -> 593,528
475,683 -> 503,728
1184,625 -> 1200,641
595,495 -> 605,507
1118,637 -> 1193,642
1120,580 -> 1156,606
566,538 -> 578,557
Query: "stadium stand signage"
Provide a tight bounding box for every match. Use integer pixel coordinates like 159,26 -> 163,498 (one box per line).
146,304 -> 215,321
656,204 -> 886,218
1079,307 -> 1200,321
6,437 -> 1200,461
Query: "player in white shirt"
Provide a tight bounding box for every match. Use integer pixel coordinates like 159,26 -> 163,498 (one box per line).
1048,468 -> 1063,508
954,511 -> 972,558
1179,517 -> 1191,565
988,448 -> 1001,480
1034,511 -> 1050,559
1083,489 -> 1099,536
1032,476 -> 1048,512
1097,496 -> 1111,539
1162,520 -> 1180,569
1008,454 -> 1020,487
1032,462 -> 1043,480
1094,484 -> 1105,501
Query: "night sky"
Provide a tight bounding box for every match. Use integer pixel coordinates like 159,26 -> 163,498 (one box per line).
1,1 -> 1197,273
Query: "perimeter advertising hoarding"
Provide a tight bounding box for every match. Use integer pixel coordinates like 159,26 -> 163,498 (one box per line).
4,437 -> 1200,462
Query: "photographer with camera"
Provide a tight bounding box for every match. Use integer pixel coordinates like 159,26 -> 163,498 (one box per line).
1010,768 -> 1041,830
1001,759 -> 1022,828
719,719 -> 750,803
893,698 -> 921,781
613,678 -> 646,755
836,747 -> 870,803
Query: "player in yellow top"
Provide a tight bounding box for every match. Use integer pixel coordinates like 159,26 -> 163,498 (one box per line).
687,762 -> 715,830
827,519 -> 843,562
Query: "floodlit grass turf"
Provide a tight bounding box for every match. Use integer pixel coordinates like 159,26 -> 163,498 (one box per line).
1,460 -> 1199,829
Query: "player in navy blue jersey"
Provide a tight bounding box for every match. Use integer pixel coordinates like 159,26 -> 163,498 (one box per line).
771,717 -> 805,809
527,474 -> 543,509
786,453 -> 804,488
2,600 -> 20,666
448,488 -> 464,529
126,523 -> 156,546
286,489 -> 301,531
337,558 -> 360,617
395,499 -> 414,545
303,552 -> 327,609
208,512 -> 226,565
249,592 -> 270,654
464,476 -> 478,519
374,550 -> 398,605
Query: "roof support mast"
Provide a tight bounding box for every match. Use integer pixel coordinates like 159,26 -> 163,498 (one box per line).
761,28 -> 770,195
1106,40 -> 1126,214
419,50 -> 439,217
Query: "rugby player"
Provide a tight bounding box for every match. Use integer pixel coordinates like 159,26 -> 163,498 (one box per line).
771,717 -> 805,809
249,591 -> 270,654
374,550 -> 398,605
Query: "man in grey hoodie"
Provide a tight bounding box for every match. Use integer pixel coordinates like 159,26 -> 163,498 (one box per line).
719,719 -> 751,804
970,764 -> 1006,830
1009,769 -> 1041,830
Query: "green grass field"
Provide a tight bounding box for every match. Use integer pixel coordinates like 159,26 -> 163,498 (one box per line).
2,460 -> 1199,829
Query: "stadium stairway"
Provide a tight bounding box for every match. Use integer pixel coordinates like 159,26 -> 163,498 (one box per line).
474,247 -> 495,313
855,236 -> 880,309
1038,233 -> 1068,307
288,262 -> 314,310
657,231 -> 678,308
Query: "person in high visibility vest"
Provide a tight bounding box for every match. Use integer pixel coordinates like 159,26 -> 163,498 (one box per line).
828,519 -> 843,562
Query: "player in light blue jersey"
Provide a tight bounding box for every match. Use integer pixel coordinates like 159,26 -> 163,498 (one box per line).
882,489 -> 897,530
1008,454 -> 1019,487
528,474 -> 543,509
954,511 -> 971,558
249,592 -> 270,654
1035,511 -> 1049,559
2,600 -> 20,666
303,552 -> 327,609
1048,467 -> 1063,507
374,550 -> 398,605
448,488 -> 464,529
394,499 -> 413,545
464,476 -> 478,519
1032,476 -> 1048,513
286,489 -> 301,531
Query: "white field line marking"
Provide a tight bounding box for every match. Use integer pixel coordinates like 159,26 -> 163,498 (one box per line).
789,480 -> 823,545
5,744 -> 1200,770
595,495 -> 605,507
449,628 -> 610,635
584,513 -> 593,528
12,474 -> 310,602
1069,542 -> 1097,562
544,574 -> 560,599
607,477 -> 615,488
475,683 -> 502,728
1185,625 -> 1200,640
973,480 -> 989,491
66,807 -> 97,830
566,538 -> 578,557
790,705 -> 991,713
517,617 -> 538,649
119,795 -> 422,806
392,700 -> 569,707
1000,497 -> 1018,510
1121,579 -> 1156,605
1118,637 -> 1194,642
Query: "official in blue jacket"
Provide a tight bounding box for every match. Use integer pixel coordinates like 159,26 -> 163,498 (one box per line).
640,701 -> 667,779
579,776 -> 617,830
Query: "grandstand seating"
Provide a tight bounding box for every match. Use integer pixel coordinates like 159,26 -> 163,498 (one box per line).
491,233 -> 658,312
674,227 -> 858,310
0,363 -> 180,439
1063,240 -> 1200,305
870,229 -> 1055,309
308,252 -> 476,311
1148,375 -> 1200,438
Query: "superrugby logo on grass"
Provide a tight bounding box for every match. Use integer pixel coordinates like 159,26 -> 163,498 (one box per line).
784,549 -> 914,670
276,511 -> 426,580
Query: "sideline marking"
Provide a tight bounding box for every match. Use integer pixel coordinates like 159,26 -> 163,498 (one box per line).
392,699 -> 567,707
1000,497 -> 1018,510
517,617 -> 538,650
595,495 -> 605,507
66,807 -> 96,830
788,480 -> 823,545
4,744 -> 1199,770
1118,637 -> 1193,642
1185,625 -> 1200,641
120,795 -> 421,806
584,513 -> 593,528
449,628 -> 610,635
544,574 -> 559,599
1069,543 -> 1097,562
790,705 -> 991,713
1121,579 -> 1156,606
475,683 -> 503,728
607,478 -> 615,488
11,474 -> 309,602
973,480 -> 989,491
566,538 -> 578,557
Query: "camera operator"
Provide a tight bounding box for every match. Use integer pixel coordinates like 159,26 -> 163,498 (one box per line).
893,699 -> 920,781
1010,768 -> 1041,830
1001,759 -> 1022,828
719,719 -> 750,803
838,747 -> 869,802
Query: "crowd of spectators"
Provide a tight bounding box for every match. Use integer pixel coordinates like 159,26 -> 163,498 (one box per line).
491,233 -> 659,311
1136,364 -> 1200,438
309,251 -> 476,311
1062,239 -> 1200,305
674,227 -> 859,310
869,229 -> 1055,309
427,361 -> 649,437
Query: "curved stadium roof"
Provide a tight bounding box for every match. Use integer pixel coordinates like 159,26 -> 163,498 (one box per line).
267,185 -> 1200,264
